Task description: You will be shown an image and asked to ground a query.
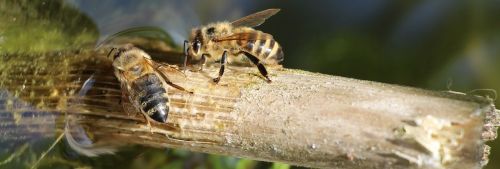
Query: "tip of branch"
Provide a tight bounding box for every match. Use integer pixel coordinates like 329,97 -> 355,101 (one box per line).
479,106 -> 500,167
393,115 -> 465,168
482,107 -> 500,141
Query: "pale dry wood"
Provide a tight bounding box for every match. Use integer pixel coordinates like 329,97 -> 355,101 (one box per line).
0,50 -> 499,169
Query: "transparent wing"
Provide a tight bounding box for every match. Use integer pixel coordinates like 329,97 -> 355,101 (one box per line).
231,9 -> 280,28
65,75 -> 118,157
95,26 -> 178,51
96,26 -> 185,64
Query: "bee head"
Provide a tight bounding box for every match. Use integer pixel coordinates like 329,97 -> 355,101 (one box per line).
192,38 -> 201,55
112,47 -> 150,79
189,28 -> 204,56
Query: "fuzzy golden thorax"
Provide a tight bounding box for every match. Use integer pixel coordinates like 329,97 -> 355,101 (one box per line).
112,49 -> 154,83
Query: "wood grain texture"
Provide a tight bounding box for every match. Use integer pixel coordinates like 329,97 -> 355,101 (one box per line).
0,50 -> 498,169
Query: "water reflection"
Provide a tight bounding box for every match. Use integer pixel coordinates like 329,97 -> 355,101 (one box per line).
68,0 -> 255,45
0,90 -> 57,149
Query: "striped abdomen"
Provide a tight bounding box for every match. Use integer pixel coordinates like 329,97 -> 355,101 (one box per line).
131,73 -> 170,123
236,31 -> 284,64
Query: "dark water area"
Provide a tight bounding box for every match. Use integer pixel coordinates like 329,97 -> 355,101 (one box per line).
0,0 -> 499,168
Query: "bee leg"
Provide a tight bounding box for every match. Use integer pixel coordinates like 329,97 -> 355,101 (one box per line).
140,113 -> 153,133
165,81 -> 193,94
183,40 -> 189,72
243,52 -> 272,83
156,69 -> 194,94
119,92 -> 126,112
156,63 -> 187,78
119,84 -> 126,102
106,47 -> 117,59
199,54 -> 208,71
213,51 -> 228,83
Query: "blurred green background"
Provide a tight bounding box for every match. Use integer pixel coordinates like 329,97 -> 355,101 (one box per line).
0,0 -> 499,168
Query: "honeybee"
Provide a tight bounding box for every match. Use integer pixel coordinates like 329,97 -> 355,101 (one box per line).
184,8 -> 284,83
109,44 -> 190,126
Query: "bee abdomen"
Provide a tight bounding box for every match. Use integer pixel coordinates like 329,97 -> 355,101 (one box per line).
132,74 -> 170,123
239,32 -> 283,64
269,42 -> 284,63
260,39 -> 283,63
141,94 -> 169,123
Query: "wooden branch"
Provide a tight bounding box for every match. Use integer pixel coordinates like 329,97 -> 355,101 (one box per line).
1,50 -> 498,169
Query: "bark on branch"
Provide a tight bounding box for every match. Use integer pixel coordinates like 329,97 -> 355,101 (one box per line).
0,50 -> 498,169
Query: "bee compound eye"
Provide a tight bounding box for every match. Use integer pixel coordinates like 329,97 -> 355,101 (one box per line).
129,65 -> 142,73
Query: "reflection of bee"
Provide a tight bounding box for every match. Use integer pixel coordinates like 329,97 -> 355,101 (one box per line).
109,44 -> 190,125
184,9 -> 283,83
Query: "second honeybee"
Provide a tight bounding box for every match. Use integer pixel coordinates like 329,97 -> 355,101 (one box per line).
110,44 -> 190,125
184,8 -> 284,83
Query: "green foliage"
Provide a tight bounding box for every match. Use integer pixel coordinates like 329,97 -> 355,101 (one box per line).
0,0 -> 98,53
270,162 -> 290,169
236,159 -> 257,169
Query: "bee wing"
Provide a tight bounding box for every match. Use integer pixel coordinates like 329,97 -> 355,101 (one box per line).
150,61 -> 192,93
214,32 -> 273,42
231,9 -> 280,28
152,61 -> 185,77
119,84 -> 139,116
95,26 -> 177,50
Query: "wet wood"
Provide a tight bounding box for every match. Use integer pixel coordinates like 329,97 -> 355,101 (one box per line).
0,50 -> 499,169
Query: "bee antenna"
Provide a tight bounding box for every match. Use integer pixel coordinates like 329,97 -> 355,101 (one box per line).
107,48 -> 117,59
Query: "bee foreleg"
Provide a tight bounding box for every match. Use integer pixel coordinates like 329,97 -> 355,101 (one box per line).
199,54 -> 208,71
213,51 -> 228,83
243,52 -> 272,83
140,112 -> 153,133
107,47 -> 117,59
183,40 -> 189,72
